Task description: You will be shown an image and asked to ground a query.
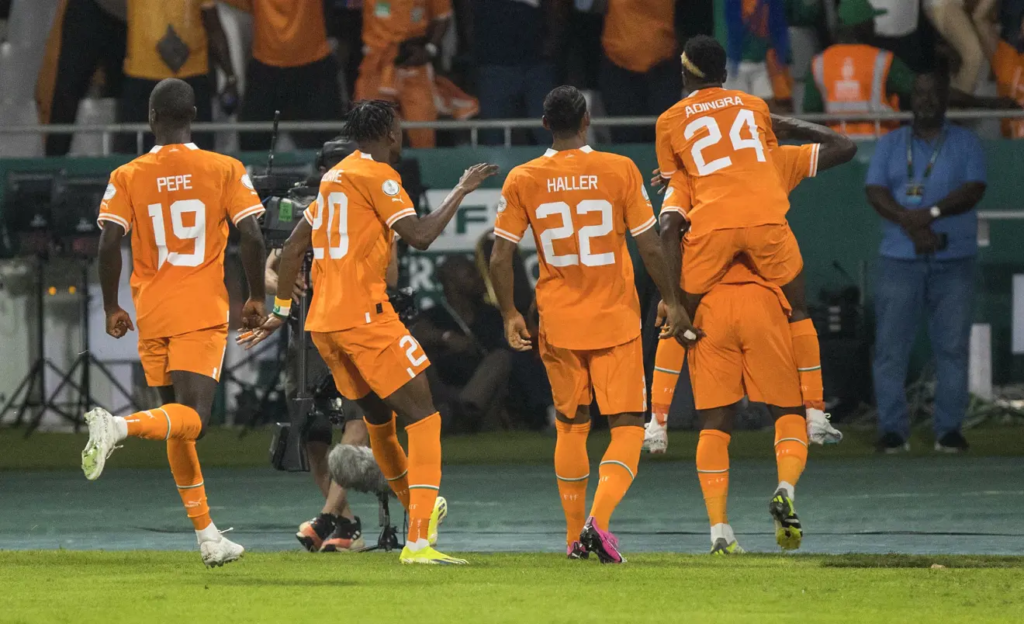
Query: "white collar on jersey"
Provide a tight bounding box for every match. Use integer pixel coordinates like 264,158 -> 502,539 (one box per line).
149,143 -> 199,154
359,151 -> 374,161
543,145 -> 593,158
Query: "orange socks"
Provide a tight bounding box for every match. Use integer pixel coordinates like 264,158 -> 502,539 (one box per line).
125,404 -> 202,441
166,439 -> 211,530
775,414 -> 808,491
789,319 -> 824,410
651,338 -> 686,425
363,415 -> 411,510
696,429 -> 730,526
589,425 -> 643,531
405,413 -> 442,544
554,420 -> 590,546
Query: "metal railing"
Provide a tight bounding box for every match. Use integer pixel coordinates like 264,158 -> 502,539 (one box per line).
1,110 -> 1022,154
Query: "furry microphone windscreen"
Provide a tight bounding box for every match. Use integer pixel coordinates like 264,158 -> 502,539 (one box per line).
328,444 -> 392,496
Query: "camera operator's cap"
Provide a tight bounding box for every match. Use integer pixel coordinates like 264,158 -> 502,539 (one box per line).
838,0 -> 887,27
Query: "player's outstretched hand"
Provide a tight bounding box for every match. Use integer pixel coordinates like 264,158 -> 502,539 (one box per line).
105,307 -> 135,339
240,298 -> 267,331
649,169 -> 668,194
457,164 -> 500,193
659,302 -> 703,347
237,315 -> 284,349
503,312 -> 533,352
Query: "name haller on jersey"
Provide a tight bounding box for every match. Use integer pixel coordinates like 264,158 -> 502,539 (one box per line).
547,175 -> 598,193
684,96 -> 744,118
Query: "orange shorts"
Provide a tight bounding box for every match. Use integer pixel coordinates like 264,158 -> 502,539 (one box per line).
311,314 -> 430,401
138,324 -> 228,387
539,332 -> 646,417
682,223 -> 803,294
688,283 -> 802,410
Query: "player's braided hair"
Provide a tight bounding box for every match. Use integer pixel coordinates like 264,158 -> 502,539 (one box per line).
681,35 -> 728,84
543,85 -> 588,138
342,100 -> 397,144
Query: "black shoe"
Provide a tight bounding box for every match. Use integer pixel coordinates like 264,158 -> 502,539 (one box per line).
876,432 -> 910,454
935,431 -> 969,454
296,513 -> 339,552
320,516 -> 366,552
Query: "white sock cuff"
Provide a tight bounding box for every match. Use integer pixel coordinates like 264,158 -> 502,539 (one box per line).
778,481 -> 795,500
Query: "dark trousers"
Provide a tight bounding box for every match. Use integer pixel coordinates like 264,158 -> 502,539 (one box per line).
115,74 -> 213,153
873,256 -> 976,439
238,55 -> 343,152
477,63 -> 556,145
38,0 -> 126,156
599,55 -> 683,143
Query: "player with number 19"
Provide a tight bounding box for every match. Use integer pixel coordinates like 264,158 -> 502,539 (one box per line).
83,78 -> 268,567
241,100 -> 497,565
489,86 -> 696,564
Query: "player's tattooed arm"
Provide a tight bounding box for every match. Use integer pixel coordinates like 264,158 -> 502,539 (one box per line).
237,215 -> 267,329
770,114 -> 857,172
489,237 -> 531,352
391,163 -> 499,250
97,223 -> 134,339
634,228 -> 701,346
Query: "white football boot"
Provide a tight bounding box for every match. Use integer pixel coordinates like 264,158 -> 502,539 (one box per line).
643,419 -> 668,454
806,408 -> 843,445
81,408 -> 121,480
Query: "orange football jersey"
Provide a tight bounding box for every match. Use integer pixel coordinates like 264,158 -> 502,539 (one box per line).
655,87 -> 787,236
98,143 -> 264,339
495,146 -> 657,351
303,151 -> 416,333
361,0 -> 452,50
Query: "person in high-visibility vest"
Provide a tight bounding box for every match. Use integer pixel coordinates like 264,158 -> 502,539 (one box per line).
804,0 -> 1016,139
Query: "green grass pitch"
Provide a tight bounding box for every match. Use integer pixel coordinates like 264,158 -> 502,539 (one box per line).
2,551 -> 1022,623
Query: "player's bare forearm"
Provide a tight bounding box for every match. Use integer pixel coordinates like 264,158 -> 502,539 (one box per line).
237,216 -> 267,302
634,228 -> 682,308
865,185 -> 909,225
771,114 -> 856,170
392,164 -> 498,250
275,219 -> 313,301
659,211 -> 685,296
488,238 -> 519,319
97,224 -> 125,312
264,249 -> 280,295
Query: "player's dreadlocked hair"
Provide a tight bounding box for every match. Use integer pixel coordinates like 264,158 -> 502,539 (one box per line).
342,100 -> 397,144
681,35 -> 728,84
543,85 -> 588,138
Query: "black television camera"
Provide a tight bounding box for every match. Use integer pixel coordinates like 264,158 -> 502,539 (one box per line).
258,126 -> 423,472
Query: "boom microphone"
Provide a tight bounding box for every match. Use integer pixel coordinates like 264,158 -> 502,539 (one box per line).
328,444 -> 392,496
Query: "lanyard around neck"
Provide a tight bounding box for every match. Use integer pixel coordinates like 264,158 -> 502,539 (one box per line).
907,129 -> 945,182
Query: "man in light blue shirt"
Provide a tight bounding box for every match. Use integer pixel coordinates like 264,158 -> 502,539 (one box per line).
865,72 -> 986,454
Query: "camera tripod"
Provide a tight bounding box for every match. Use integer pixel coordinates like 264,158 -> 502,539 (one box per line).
362,492 -> 405,553
1,257 -> 140,435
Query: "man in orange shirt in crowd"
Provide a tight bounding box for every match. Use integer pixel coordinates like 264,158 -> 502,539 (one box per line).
224,0 -> 344,151
243,100 -> 498,564
82,78 -> 267,567
116,0 -> 238,152
357,0 -> 452,148
489,86 -> 696,564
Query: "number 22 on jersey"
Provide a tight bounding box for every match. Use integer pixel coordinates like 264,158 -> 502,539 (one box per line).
536,199 -> 614,268
685,109 -> 766,176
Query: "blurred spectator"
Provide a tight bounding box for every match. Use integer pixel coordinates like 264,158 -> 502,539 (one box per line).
325,0 -> 365,105
724,0 -> 794,112
412,255 -> 515,433
991,0 -> 1024,137
36,0 -> 126,156
807,0 -> 1017,138
222,0 -> 343,152
464,0 -> 567,145
864,72 -> 985,454
115,0 -> 238,152
356,0 -> 453,148
868,0 -> 932,72
600,0 -> 681,143
923,0 -> 988,94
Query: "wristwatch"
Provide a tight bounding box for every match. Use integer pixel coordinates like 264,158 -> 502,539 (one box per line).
929,206 -> 942,219
425,42 -> 438,58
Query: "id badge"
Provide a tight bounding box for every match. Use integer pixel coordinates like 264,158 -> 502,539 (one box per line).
904,183 -> 924,206
375,1 -> 391,18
